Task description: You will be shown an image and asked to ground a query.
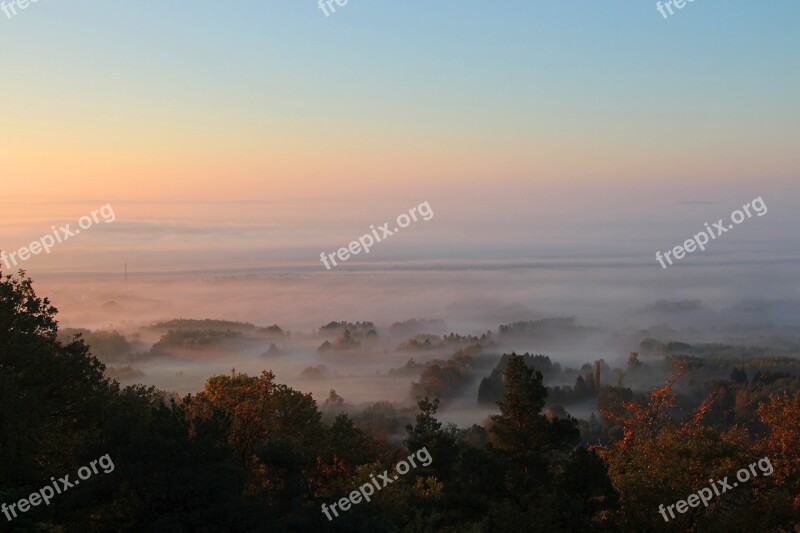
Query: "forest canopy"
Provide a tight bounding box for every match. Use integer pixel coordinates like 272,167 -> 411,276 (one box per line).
2,272 -> 799,532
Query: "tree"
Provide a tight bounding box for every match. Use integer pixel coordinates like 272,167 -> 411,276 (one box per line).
325,389 -> 344,407
490,353 -> 568,457
730,366 -> 748,384
484,354 -> 611,531
756,391 -> 800,527
597,373 -> 771,531
405,397 -> 458,481
68,386 -> 273,531
0,271 -> 112,521
186,370 -> 324,498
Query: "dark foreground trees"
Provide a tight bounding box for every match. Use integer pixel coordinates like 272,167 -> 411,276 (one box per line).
2,272 -> 799,531
0,271 -> 271,532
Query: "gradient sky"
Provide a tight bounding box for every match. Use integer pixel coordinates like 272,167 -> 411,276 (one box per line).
1,1 -> 798,273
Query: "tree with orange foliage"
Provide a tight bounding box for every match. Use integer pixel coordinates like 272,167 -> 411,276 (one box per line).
186,370 -> 323,500
755,391 -> 800,529
597,370 -> 765,531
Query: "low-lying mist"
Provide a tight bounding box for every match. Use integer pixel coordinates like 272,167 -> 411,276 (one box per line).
34,258 -> 800,427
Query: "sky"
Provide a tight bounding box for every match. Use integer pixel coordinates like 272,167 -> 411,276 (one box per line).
0,1 -> 798,276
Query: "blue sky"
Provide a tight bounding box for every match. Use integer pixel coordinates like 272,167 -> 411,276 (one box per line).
1,1 -> 798,274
